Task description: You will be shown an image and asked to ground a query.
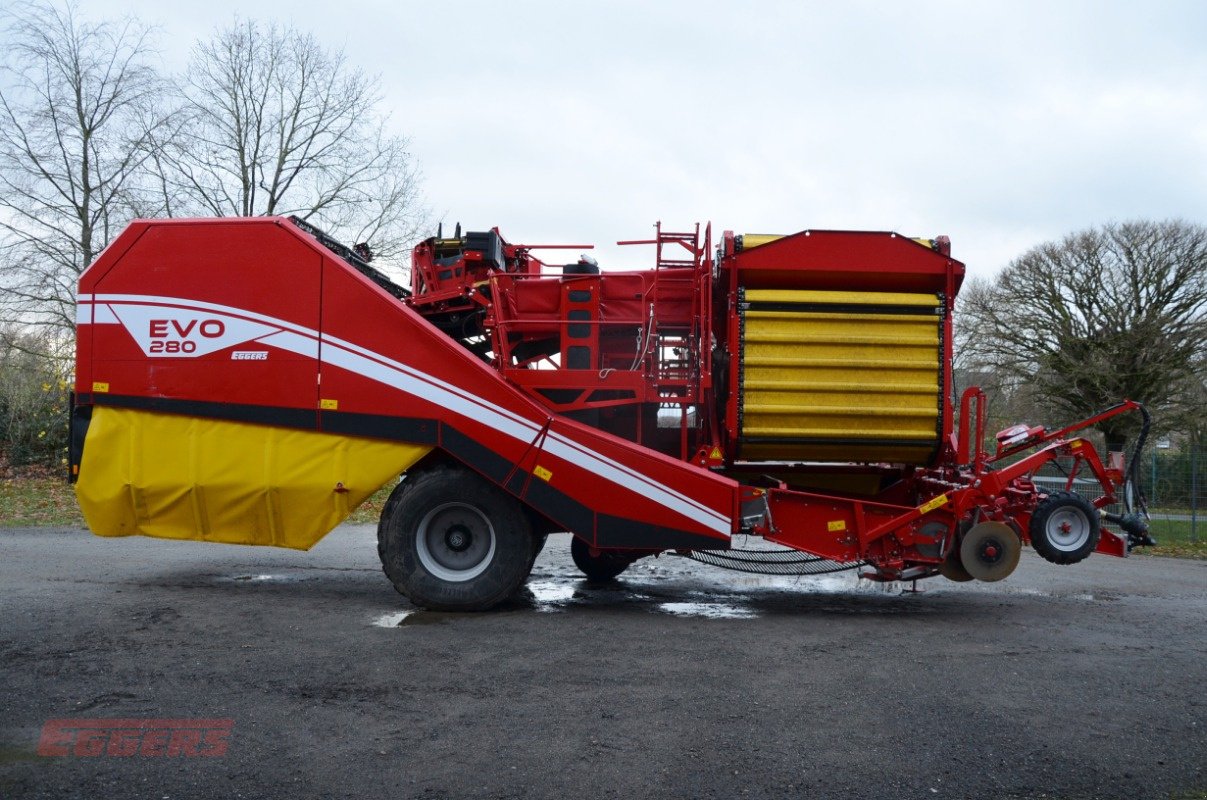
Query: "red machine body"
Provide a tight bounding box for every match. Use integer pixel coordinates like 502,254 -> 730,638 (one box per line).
71,215 -> 1150,609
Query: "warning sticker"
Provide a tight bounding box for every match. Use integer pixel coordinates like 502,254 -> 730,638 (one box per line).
827,520 -> 846,532
917,494 -> 948,514
534,465 -> 553,482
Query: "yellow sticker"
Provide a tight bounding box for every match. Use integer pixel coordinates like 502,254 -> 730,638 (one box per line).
827,520 -> 846,532
319,398 -> 339,410
709,446 -> 722,459
1070,441 -> 1082,449
918,493 -> 948,514
534,465 -> 552,482
92,382 -> 109,393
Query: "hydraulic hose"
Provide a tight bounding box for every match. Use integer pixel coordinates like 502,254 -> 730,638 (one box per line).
1124,403 -> 1150,517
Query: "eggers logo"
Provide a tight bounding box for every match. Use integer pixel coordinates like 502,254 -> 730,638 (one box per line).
109,304 -> 281,358
38,718 -> 233,757
148,318 -> 226,354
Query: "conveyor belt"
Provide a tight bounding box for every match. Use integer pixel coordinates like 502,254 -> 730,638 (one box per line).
737,289 -> 943,464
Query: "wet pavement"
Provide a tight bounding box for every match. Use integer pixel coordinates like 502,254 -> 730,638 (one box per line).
1,527 -> 1204,799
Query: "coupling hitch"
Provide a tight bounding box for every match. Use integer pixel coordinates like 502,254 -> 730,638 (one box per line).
1103,511 -> 1157,550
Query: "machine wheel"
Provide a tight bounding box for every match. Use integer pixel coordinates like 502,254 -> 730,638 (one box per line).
959,521 -> 1022,582
1029,491 -> 1100,565
570,537 -> 632,581
377,465 -> 535,611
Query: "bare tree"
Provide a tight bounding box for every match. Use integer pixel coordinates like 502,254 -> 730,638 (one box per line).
0,1 -> 176,341
959,220 -> 1207,449
153,19 -> 426,270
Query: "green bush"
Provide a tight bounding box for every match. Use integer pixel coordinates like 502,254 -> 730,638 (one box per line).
0,332 -> 71,469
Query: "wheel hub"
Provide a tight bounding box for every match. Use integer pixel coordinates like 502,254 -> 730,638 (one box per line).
415,502 -> 497,583
445,526 -> 471,552
1047,508 -> 1091,550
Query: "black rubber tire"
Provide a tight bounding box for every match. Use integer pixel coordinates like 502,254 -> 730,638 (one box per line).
1029,490 -> 1100,565
570,536 -> 632,581
377,465 -> 535,611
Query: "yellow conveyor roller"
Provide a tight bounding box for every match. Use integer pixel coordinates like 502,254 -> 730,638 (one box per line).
738,289 -> 943,464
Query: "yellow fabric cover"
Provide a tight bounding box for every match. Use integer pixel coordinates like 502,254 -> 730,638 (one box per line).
75,407 -> 431,549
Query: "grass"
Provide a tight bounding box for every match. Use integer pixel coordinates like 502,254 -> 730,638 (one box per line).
1132,518 -> 1207,559
346,484 -> 394,524
2,473 -> 1203,560
0,473 -> 85,528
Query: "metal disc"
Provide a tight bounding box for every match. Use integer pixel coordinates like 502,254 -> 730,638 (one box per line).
939,550 -> 974,582
959,521 -> 1022,582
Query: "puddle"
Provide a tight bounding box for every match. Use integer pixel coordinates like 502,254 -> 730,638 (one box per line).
658,602 -> 757,619
370,610 -> 467,627
367,547 -> 955,625
371,611 -> 416,627
217,573 -> 309,584
993,586 -> 1103,602
526,581 -> 577,611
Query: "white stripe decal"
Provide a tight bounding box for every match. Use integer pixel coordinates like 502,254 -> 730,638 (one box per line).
543,430 -> 729,524
319,343 -> 539,445
319,330 -> 543,436
82,294 -> 732,535
317,337 -> 730,532
256,330 -> 319,359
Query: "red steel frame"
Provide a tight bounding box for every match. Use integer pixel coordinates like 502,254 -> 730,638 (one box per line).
72,216 -> 1142,579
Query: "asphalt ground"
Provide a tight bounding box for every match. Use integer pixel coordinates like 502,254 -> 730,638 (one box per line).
1,526 -> 1204,799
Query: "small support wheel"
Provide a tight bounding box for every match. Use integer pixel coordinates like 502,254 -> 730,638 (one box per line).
960,521 -> 1022,582
1029,491 -> 1100,565
377,465 -> 535,611
570,537 -> 633,581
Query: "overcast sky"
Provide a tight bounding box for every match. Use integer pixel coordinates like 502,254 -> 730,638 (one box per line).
68,0 -> 1207,277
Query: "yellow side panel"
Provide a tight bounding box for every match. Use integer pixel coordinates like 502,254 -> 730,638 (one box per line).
76,407 -> 432,550
739,290 -> 942,464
